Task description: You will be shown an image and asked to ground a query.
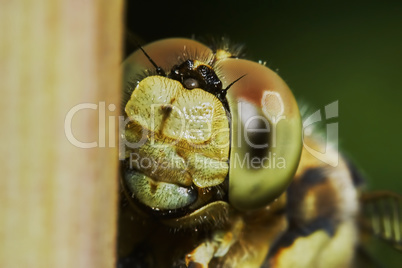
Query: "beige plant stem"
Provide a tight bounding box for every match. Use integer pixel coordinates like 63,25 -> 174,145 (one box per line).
0,1 -> 123,267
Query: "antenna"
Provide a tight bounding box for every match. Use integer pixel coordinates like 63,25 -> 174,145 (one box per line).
138,46 -> 166,76
224,74 -> 247,91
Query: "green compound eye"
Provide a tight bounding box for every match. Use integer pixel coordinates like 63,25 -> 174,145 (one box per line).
219,59 -> 302,211
121,38 -> 302,221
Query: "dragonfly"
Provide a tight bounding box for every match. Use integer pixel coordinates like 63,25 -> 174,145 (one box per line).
117,36 -> 402,268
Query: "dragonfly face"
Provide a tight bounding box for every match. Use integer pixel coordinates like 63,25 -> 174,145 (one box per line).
118,38 -> 361,267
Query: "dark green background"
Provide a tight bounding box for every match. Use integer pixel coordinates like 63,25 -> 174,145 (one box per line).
125,0 -> 402,266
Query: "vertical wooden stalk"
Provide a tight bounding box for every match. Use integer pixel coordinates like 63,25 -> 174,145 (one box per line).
0,1 -> 123,267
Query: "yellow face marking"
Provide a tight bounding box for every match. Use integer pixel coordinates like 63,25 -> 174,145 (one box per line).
125,76 -> 230,188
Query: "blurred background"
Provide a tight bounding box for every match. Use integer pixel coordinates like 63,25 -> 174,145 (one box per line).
125,0 -> 402,266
